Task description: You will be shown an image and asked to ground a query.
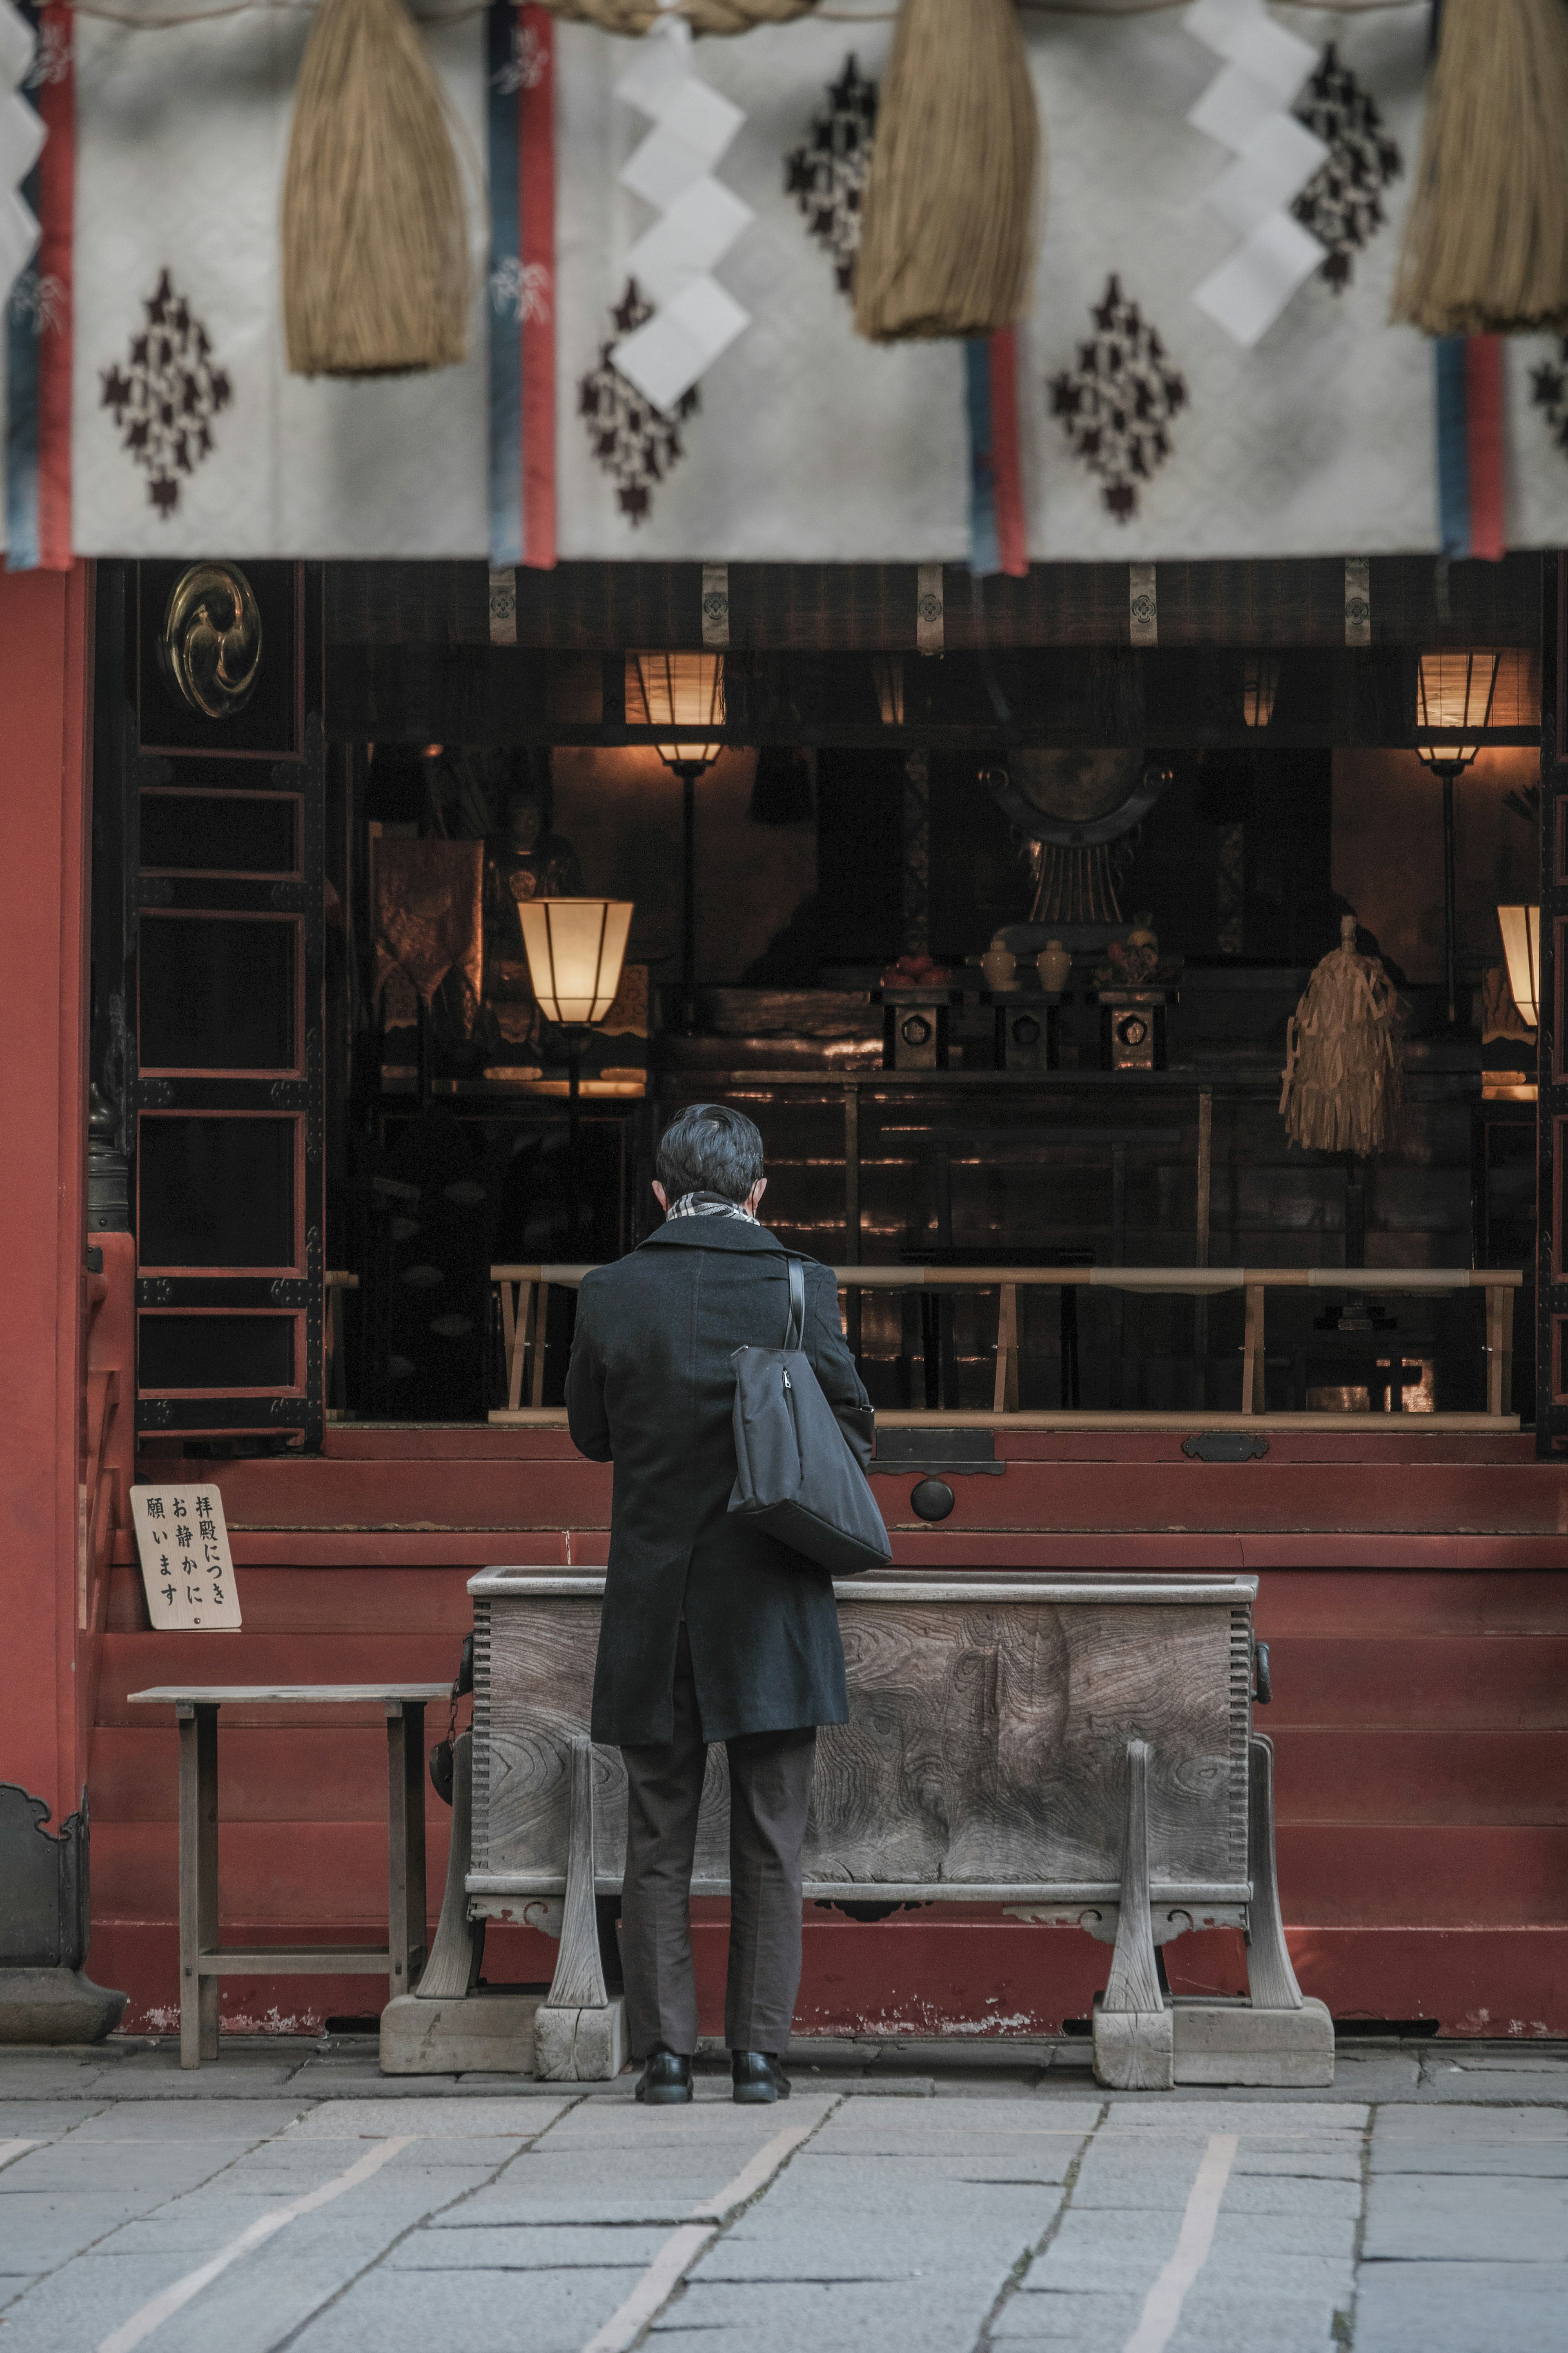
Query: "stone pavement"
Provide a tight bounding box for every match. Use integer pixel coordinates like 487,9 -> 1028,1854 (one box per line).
0,2036 -> 1563,2353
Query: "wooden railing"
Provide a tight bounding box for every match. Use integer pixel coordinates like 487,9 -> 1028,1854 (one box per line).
491,1262 -> 1524,1426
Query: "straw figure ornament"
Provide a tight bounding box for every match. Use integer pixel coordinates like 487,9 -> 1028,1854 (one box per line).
1280,915 -> 1406,1158
282,0 -> 471,377
853,0 -> 1039,343
1392,0 -> 1568,335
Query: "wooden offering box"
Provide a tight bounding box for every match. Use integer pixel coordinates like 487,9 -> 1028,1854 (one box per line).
459,1568 -> 1330,2089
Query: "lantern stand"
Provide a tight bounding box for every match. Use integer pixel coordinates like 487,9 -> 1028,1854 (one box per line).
1416,651 -> 1500,1030
517,899 -> 635,1254
667,756 -> 721,1031
631,653 -> 726,1033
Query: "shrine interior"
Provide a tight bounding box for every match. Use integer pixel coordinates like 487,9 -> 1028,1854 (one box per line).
91,555 -> 1547,1448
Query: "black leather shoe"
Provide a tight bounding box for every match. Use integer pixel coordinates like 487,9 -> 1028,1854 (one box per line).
635,2050 -> 693,2105
731,2050 -> 791,2104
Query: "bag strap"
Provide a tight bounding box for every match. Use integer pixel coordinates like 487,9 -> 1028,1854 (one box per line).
784,1255 -> 806,1349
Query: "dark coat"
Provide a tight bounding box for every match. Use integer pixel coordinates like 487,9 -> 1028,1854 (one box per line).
565,1216 -> 874,1746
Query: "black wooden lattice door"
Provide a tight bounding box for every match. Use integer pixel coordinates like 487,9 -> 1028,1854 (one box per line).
116,562 -> 325,1450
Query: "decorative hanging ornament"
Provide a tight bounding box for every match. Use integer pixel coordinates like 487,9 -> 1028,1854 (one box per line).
610,11 -> 753,412
787,54 -> 878,299
281,0 -> 472,377
1279,914 -> 1405,1157
1183,0 -> 1328,348
0,0 -> 45,312
853,0 -> 1038,343
1290,42 -> 1401,294
1392,0 -> 1568,337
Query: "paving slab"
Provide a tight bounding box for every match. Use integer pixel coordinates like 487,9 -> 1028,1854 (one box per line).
1362,2170 -> 1568,2262
695,2186 -> 1058,2281
993,2286 -> 1345,2353
41,2098 -> 305,2140
1370,2106 -> 1568,2174
0,2102 -> 107,2138
1411,2054 -> 1568,2104
1352,2259 -> 1568,2353
384,2221 -> 670,2269
656,2276 -> 1006,2353
1070,2155 -> 1358,2218
284,2260 -> 665,2353
0,2135 -> 260,2196
0,2249 -> 216,2351
281,2094 -> 573,2142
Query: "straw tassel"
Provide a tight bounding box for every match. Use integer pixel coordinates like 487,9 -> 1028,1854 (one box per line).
1280,915 -> 1405,1157
282,0 -> 471,377
853,0 -> 1039,344
1392,0 -> 1568,337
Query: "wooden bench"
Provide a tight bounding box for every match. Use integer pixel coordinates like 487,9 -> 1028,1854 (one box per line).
383,1570 -> 1330,2091
129,1684 -> 447,2069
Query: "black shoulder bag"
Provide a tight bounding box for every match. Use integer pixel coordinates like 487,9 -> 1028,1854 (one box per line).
726,1257 -> 891,1575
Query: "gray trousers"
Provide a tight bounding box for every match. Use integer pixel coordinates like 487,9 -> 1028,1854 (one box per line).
620,1624 -> 816,2060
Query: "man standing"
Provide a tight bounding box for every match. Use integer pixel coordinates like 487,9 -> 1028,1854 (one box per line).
565,1103 -> 875,2105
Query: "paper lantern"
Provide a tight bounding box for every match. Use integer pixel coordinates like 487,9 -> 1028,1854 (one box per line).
1416,650 -> 1500,774
629,651 -> 726,770
1497,903 -> 1541,1030
517,898 -> 633,1028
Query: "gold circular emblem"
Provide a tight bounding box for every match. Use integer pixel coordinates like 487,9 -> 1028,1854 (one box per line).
158,563 -> 263,720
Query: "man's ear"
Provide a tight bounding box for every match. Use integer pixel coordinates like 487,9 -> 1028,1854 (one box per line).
653,1181 -> 668,1211
747,1177 -> 768,1212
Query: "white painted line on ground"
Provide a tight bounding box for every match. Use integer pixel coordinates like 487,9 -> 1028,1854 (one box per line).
688,2123 -> 815,2219
581,2123 -> 818,2353
0,2139 -> 36,2172
96,2134 -> 415,2353
1121,2130 -> 1239,2353
581,2221 -> 719,2353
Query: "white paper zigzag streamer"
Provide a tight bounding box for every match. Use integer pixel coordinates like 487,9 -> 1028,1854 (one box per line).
1185,0 -> 1327,347
612,11 -> 753,412
0,0 -> 44,310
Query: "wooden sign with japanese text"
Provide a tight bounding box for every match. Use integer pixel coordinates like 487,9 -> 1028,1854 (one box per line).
129,1488 -> 241,1629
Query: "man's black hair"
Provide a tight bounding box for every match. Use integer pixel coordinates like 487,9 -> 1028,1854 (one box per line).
655,1104 -> 765,1206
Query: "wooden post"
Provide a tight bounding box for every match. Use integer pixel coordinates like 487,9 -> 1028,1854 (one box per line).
844,1084 -> 862,1363
1242,1283 -> 1266,1414
1195,1090 -> 1213,1409
415,1730 -> 483,2001
530,1281 -> 551,1408
1243,1733 -> 1304,2011
1096,1737 -> 1173,2090
993,1282 -> 1019,1414
178,1702 -> 219,2068
1486,1282 -> 1505,1418
1502,1281 -> 1516,1416
386,1701 -> 428,1999
501,1280 -> 525,1413
534,1735 -> 624,2081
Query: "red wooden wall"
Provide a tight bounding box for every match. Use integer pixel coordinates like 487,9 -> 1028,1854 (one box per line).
96,1422 -> 1568,2039
0,564 -> 95,1828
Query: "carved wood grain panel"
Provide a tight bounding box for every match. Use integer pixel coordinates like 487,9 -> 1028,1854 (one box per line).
472,1590 -> 1250,1894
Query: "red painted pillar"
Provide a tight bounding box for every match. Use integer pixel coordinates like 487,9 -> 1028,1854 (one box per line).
0,563 -> 93,1823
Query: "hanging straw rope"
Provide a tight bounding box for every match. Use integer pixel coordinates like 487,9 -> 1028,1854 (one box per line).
1279,915 -> 1405,1157
853,0 -> 1039,342
1392,0 -> 1568,336
282,0 -> 471,377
